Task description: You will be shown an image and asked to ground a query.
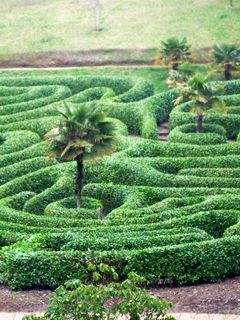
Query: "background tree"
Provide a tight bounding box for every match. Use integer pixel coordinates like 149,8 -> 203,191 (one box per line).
94,0 -> 101,31
45,103 -> 116,208
82,0 -> 102,31
157,37 -> 191,70
174,73 -> 227,133
213,44 -> 240,80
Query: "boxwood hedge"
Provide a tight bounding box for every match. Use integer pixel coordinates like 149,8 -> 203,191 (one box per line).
0,74 -> 240,289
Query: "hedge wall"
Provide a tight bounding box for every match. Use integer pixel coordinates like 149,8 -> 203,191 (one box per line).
0,74 -> 240,290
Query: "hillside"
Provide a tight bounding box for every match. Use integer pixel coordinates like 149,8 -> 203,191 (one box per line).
0,0 -> 239,65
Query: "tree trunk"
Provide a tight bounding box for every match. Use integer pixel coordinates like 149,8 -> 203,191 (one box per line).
197,113 -> 203,133
172,62 -> 179,70
224,63 -> 232,81
130,312 -> 140,320
76,156 -> 84,208
94,0 -> 101,31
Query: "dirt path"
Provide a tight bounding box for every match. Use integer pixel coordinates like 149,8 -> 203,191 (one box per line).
0,277 -> 239,314
0,47 -> 213,69
151,277 -> 240,315
0,50 -> 155,68
158,121 -> 169,142
0,312 -> 240,320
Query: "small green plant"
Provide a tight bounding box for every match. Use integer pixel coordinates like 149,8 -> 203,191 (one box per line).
23,273 -> 174,320
156,37 -> 191,70
87,262 -> 119,284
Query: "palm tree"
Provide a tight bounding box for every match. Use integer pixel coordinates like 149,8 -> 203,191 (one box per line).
158,37 -> 191,70
166,62 -> 201,88
213,44 -> 240,80
174,73 -> 227,133
45,102 -> 116,208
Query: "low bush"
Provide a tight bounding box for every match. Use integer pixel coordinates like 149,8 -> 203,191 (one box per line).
168,124 -> 227,145
44,197 -> 103,219
23,277 -> 174,320
2,234 -> 240,289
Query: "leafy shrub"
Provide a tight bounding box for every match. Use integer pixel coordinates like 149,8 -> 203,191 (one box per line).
23,276 -> 174,320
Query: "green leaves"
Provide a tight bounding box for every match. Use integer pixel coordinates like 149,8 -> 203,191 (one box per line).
45,102 -> 117,163
23,276 -> 173,320
160,37 -> 191,64
173,72 -> 229,133
213,43 -> 240,64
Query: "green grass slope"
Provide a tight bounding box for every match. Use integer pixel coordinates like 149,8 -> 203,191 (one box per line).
0,0 -> 239,63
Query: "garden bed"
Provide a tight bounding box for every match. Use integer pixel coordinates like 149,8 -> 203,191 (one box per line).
0,277 -> 239,314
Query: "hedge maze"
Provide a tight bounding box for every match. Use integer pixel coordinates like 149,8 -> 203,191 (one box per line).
0,75 -> 240,290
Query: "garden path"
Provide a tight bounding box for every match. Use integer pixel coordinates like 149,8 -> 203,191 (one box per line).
0,312 -> 240,320
158,121 -> 169,141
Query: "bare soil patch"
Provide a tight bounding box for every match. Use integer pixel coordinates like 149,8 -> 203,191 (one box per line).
0,49 -> 155,69
0,277 -> 240,314
0,286 -> 51,313
151,277 -> 240,315
0,48 -> 213,69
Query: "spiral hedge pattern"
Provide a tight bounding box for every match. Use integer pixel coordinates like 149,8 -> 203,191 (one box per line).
0,75 -> 240,290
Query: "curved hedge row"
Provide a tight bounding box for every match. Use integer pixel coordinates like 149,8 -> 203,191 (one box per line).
168,124 -> 227,145
0,75 -> 240,289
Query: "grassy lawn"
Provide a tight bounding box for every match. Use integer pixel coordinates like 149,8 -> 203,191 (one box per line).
0,66 -> 168,92
0,0 -> 239,62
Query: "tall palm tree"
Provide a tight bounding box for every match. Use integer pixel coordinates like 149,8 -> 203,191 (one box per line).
213,44 -> 240,80
45,102 -> 116,208
166,62 -> 201,88
158,37 -> 191,70
174,73 -> 227,133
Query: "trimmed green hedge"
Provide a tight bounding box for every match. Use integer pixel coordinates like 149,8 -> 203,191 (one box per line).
2,235 -> 240,289
168,124 -> 227,145
0,74 -> 240,290
44,197 -> 103,220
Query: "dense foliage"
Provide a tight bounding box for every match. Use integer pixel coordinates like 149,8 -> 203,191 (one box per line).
23,275 -> 174,320
45,102 -> 117,208
0,74 -> 240,290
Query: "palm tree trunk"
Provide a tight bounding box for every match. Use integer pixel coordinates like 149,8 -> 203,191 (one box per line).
76,156 -> 84,208
224,63 -> 232,81
197,113 -> 203,133
94,0 -> 101,31
172,62 -> 179,70
130,312 -> 140,320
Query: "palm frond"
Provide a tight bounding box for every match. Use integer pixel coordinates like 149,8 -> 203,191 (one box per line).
211,99 -> 228,114
45,102 -> 117,162
191,103 -> 204,116
213,43 -> 239,64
